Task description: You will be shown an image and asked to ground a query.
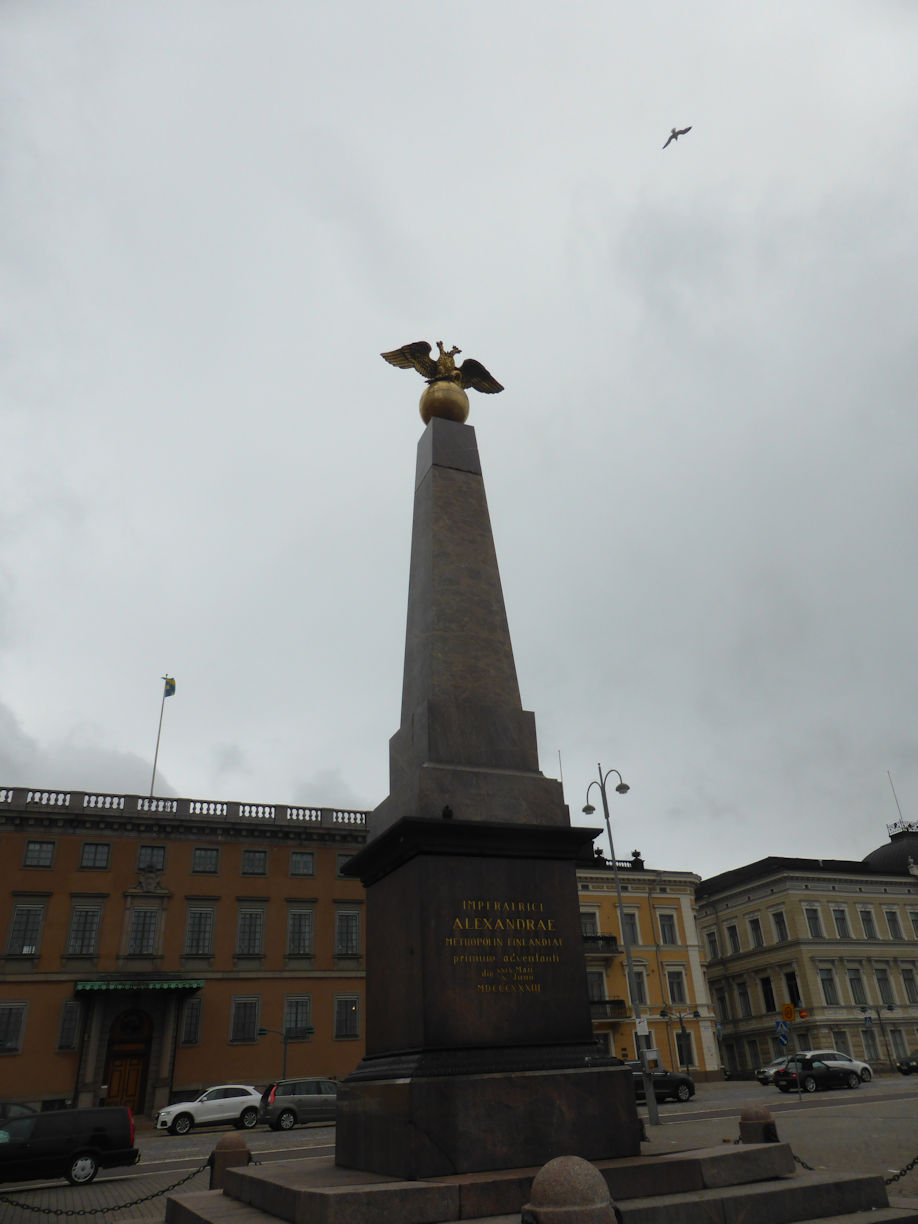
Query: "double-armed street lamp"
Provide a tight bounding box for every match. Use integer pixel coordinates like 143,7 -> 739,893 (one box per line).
659,1008 -> 701,1077
257,1025 -> 314,1077
583,765 -> 660,1127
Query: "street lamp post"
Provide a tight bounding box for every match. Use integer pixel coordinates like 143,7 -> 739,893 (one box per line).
659,1008 -> 701,1077
256,1025 -> 314,1077
859,1004 -> 895,1071
583,765 -> 660,1127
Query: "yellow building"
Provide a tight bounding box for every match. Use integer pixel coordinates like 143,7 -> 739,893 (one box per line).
0,786 -> 367,1114
577,849 -> 721,1080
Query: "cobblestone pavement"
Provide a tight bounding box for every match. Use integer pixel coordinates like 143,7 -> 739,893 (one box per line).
0,1080 -> 915,1222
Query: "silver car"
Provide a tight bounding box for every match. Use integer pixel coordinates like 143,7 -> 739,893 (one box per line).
259,1077 -> 337,1130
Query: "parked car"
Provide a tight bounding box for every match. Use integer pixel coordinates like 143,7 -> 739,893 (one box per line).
754,1057 -> 789,1086
797,1049 -> 873,1083
259,1077 -> 338,1130
154,1085 -> 262,1135
896,1051 -> 918,1075
773,1057 -> 862,1094
624,1061 -> 695,1103
0,1106 -> 138,1185
0,1102 -> 38,1123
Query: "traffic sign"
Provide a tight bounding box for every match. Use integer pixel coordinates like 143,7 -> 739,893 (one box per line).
782,1004 -> 795,1022
775,1020 -> 789,1047
798,1008 -> 809,1019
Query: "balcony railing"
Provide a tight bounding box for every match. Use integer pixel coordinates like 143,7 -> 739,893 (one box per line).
582,934 -> 621,956
589,998 -> 630,1020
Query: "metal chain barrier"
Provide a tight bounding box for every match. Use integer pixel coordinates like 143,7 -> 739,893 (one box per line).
792,1148 -> 918,1186
0,1157 -> 211,1216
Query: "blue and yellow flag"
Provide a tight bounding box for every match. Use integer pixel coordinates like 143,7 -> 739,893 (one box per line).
164,676 -> 176,697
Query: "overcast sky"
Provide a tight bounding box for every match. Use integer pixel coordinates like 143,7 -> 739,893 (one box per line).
2,1 -> 917,880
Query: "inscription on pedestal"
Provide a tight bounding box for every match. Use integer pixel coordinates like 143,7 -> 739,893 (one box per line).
446,898 -> 563,996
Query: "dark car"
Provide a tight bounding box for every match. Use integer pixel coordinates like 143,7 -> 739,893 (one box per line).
754,1057 -> 789,1086
625,1061 -> 695,1103
0,1106 -> 139,1185
896,1050 -> 918,1075
0,1102 -> 38,1123
773,1057 -> 862,1094
259,1077 -> 337,1130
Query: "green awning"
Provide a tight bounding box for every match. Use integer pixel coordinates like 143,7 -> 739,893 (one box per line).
75,979 -> 204,992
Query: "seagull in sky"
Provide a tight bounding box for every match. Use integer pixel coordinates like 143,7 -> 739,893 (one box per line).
663,126 -> 692,149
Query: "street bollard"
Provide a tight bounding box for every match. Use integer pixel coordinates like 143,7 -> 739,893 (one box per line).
521,1155 -> 623,1224
208,1131 -> 252,1189
738,1103 -> 779,1144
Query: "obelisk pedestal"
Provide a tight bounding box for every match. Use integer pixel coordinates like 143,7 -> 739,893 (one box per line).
336,418 -> 639,1179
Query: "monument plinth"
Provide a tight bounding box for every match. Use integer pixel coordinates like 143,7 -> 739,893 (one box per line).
336,417 -> 639,1179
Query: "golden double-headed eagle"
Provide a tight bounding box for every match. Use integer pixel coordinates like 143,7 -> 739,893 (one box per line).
381,341 -> 504,394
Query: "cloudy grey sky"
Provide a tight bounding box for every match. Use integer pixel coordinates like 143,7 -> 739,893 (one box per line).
2,1 -> 917,879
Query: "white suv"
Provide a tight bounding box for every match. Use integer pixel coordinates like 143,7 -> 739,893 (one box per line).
155,1084 -> 262,1135
798,1049 -> 872,1082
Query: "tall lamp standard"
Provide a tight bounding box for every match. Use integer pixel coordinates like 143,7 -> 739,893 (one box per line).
583,765 -> 660,1127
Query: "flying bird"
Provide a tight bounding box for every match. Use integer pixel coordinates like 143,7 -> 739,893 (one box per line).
663,126 -> 692,149
381,340 -> 504,394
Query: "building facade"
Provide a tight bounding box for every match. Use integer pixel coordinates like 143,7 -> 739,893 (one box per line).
695,824 -> 918,1077
576,850 -> 721,1080
0,787 -> 368,1114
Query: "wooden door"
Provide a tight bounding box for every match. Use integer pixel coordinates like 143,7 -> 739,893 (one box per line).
107,1052 -> 145,1112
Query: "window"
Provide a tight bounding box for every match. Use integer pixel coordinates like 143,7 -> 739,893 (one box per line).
137,845 -> 165,873
335,910 -> 361,956
675,1029 -> 694,1068
80,843 -> 110,870
287,909 -> 314,957
706,931 -> 719,959
0,1003 -> 26,1053
629,968 -> 647,1007
901,968 -> 918,1005
57,1001 -> 81,1051
805,907 -> 824,939
891,1029 -> 907,1060
772,911 -> 788,942
66,908 -> 101,956
6,905 -> 44,956
336,854 -> 353,877
886,911 -> 904,940
760,976 -> 776,1012
622,912 -> 638,946
737,983 -> 752,1017
832,907 -> 850,939
290,851 -> 315,877
860,909 -> 878,940
236,910 -> 264,956
334,995 -> 359,1038
862,1026 -> 879,1061
910,912 -> 918,940
727,925 -> 740,954
181,998 -> 202,1045
666,969 -> 687,1005
748,918 -> 764,948
714,989 -> 730,1021
784,971 -> 801,1007
192,847 -> 219,874
818,968 -> 839,1006
242,849 -> 267,875
284,995 -> 312,1038
586,971 -> 606,1001
847,968 -> 867,1005
184,909 -> 215,956
230,997 -> 259,1042
23,840 -> 54,868
876,967 -> 894,1006
580,911 -> 599,937
831,1029 -> 851,1055
658,913 -> 677,945
127,909 -> 158,956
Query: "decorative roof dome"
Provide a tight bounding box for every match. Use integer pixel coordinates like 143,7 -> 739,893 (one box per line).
862,822 -> 918,873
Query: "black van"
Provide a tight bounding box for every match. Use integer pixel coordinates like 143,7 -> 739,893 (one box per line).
0,1106 -> 139,1185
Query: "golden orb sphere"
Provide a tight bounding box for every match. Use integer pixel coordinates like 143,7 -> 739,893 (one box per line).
419,381 -> 470,425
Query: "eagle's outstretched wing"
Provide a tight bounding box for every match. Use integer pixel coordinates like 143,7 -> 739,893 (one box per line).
662,133 -> 675,149
381,341 -> 438,380
676,125 -> 692,137
459,359 -> 503,394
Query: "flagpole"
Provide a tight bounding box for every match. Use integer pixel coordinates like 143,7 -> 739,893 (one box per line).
150,676 -> 173,797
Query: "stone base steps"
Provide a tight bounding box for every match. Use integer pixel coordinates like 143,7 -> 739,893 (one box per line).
165,1145 -> 915,1224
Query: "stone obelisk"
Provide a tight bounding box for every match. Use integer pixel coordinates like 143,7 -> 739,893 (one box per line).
336,383 -> 639,1179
